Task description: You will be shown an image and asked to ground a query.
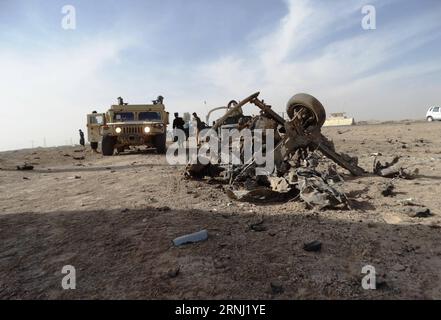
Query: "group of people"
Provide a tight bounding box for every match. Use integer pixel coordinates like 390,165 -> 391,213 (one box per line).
172,112 -> 204,146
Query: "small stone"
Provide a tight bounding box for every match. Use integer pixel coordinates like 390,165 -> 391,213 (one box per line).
402,206 -> 432,218
249,220 -> 267,232
167,266 -> 180,278
392,263 -> 406,272
270,281 -> 284,294
303,240 -> 322,252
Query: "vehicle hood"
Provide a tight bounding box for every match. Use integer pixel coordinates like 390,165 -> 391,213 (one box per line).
107,121 -> 163,125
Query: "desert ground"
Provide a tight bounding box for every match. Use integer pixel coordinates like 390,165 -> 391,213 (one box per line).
1,121 -> 441,299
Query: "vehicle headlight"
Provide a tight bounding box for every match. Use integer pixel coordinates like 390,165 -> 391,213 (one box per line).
144,126 -> 151,133
115,127 -> 122,134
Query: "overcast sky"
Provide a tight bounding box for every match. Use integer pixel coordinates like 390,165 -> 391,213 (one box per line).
0,0 -> 440,151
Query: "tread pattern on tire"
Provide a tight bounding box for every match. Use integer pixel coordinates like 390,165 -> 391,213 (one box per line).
286,93 -> 326,128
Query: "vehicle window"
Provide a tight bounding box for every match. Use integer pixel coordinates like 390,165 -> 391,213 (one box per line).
89,115 -> 104,124
433,107 -> 440,112
139,112 -> 161,121
114,112 -> 134,121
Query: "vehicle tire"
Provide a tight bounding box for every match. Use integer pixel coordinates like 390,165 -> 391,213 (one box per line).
427,116 -> 433,122
286,93 -> 326,129
154,133 -> 167,154
102,136 -> 116,156
90,142 -> 98,150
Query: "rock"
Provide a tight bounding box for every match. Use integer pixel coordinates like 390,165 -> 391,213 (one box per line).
16,164 -> 34,171
270,281 -> 284,294
376,276 -> 388,290
73,156 -> 85,160
167,266 -> 180,278
398,198 -> 418,206
173,229 -> 208,246
381,182 -> 395,197
249,220 -> 267,232
121,208 -> 129,213
158,206 -> 171,212
402,206 -> 432,218
392,263 -> 406,272
23,177 -> 30,180
303,240 -> 322,252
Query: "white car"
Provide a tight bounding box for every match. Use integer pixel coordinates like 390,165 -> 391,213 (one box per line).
426,106 -> 441,121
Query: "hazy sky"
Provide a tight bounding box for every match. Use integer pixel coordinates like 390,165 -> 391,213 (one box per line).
1,0 -> 440,151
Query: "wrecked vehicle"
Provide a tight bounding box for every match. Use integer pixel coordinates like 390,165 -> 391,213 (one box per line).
185,92 -> 365,209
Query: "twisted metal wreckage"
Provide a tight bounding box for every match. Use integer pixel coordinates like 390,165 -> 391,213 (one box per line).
184,92 -> 411,209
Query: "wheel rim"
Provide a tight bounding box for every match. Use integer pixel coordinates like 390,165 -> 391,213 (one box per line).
289,104 -> 323,129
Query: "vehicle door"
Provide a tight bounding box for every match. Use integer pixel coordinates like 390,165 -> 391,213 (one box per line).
86,113 -> 106,142
433,107 -> 441,120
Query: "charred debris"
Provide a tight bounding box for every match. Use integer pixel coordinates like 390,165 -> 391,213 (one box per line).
184,92 -> 415,209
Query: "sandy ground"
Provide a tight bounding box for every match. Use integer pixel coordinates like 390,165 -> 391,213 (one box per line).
1,121 -> 441,299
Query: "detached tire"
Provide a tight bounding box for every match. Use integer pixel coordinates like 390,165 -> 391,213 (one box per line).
102,136 -> 116,156
154,133 -> 166,154
286,93 -> 326,128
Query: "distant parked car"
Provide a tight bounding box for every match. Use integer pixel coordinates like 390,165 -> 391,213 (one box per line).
426,106 -> 441,122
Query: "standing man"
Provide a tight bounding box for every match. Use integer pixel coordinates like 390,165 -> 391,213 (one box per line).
79,129 -> 85,147
192,112 -> 202,145
172,112 -> 185,148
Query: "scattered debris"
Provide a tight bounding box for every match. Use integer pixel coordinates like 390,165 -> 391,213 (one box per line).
297,168 -> 348,209
185,92 -> 363,209
373,156 -> 416,179
157,206 -> 171,212
173,229 -> 208,246
303,240 -> 322,252
16,164 -> 34,171
73,156 -> 85,160
402,206 -> 432,218
381,182 -> 395,197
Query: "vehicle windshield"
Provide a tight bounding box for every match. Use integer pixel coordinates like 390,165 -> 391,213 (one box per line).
139,112 -> 161,121
114,112 -> 134,122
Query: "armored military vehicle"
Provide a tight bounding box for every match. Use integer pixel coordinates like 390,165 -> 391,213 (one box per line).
86,96 -> 169,155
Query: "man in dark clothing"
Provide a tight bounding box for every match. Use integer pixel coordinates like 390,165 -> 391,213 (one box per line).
173,112 -> 185,131
153,95 -> 164,105
79,129 -> 85,147
173,113 -> 185,147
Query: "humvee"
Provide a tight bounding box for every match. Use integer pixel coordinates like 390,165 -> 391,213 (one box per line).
86,97 -> 169,155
